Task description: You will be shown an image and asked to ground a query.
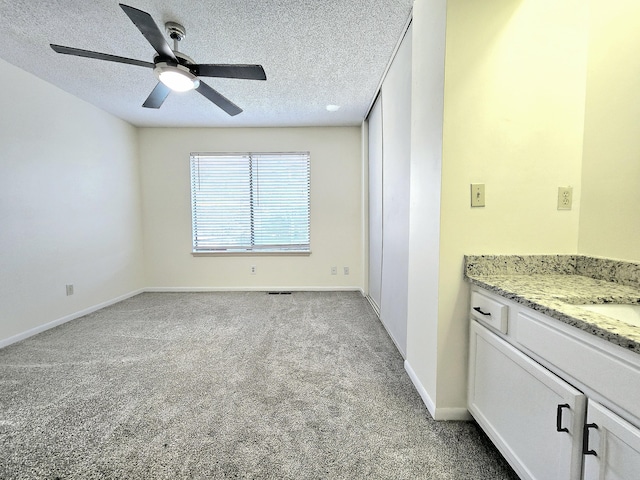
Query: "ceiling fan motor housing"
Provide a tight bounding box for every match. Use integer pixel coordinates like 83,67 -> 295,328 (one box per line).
165,22 -> 186,42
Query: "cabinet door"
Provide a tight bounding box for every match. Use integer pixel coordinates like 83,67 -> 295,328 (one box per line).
583,400 -> 640,480
468,321 -> 586,480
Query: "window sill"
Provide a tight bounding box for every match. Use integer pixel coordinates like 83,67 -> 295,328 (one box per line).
192,250 -> 311,257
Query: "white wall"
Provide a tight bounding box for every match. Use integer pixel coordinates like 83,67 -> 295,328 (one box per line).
0,58 -> 144,345
578,0 -> 640,262
406,0 -> 590,418
138,127 -> 363,290
437,0 -> 588,412
405,0 -> 447,416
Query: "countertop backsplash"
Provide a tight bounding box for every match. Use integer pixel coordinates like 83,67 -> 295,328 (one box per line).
465,254 -> 640,289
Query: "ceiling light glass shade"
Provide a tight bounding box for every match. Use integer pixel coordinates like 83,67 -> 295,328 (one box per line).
154,62 -> 200,92
326,104 -> 341,112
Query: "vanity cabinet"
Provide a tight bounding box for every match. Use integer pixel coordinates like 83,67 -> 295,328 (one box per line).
469,321 -> 585,479
583,400 -> 640,480
468,286 -> 640,480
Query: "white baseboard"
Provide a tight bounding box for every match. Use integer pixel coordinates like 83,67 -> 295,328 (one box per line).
365,295 -> 380,317
404,359 -> 471,421
145,286 -> 363,292
405,359 -> 437,417
0,288 -> 145,349
435,407 -> 472,421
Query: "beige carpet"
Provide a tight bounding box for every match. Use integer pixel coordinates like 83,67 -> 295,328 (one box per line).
0,291 -> 517,479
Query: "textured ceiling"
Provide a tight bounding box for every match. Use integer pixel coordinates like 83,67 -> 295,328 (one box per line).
0,0 -> 413,127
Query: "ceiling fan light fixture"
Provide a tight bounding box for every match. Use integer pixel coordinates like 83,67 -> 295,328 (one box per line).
50,5 -> 263,115
155,62 -> 200,92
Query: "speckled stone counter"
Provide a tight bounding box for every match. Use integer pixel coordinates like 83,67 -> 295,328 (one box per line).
464,255 -> 640,354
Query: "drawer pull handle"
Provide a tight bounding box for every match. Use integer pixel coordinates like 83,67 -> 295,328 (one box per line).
583,423 -> 598,456
473,306 -> 491,316
556,404 -> 570,432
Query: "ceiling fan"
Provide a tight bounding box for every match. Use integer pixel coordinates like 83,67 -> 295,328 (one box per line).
50,3 -> 266,116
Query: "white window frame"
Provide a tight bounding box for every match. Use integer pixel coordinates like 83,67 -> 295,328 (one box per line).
190,152 -> 311,254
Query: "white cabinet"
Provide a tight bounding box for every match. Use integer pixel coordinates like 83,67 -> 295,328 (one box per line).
469,320 -> 586,480
583,400 -> 640,480
468,286 -> 640,480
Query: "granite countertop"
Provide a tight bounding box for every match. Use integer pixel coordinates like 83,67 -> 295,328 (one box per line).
464,255 -> 640,354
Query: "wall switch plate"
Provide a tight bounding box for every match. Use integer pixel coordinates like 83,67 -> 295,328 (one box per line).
343,266 -> 350,275
66,284 -> 74,296
557,186 -> 573,210
471,184 -> 485,207
331,266 -> 337,275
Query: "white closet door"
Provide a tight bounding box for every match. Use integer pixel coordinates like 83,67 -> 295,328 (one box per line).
367,96 -> 383,311
379,26 -> 412,357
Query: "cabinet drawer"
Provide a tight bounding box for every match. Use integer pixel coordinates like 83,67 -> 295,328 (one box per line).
470,290 -> 508,333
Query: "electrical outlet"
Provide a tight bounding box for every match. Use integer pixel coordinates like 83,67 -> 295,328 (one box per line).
331,266 -> 337,275
557,186 -> 573,210
471,184 -> 485,207
66,284 -> 74,296
343,266 -> 350,275
250,265 -> 256,275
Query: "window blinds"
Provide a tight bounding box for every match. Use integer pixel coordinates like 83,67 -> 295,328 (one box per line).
190,152 -> 310,253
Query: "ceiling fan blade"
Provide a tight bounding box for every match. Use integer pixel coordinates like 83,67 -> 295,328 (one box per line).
119,4 -> 176,60
194,64 -> 267,81
142,82 -> 171,109
50,44 -> 154,68
196,81 -> 242,116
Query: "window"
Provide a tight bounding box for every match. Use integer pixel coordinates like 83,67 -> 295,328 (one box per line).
190,152 -> 310,253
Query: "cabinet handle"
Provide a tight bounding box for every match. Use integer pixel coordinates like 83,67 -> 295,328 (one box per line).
556,403 -> 570,432
582,423 -> 598,456
473,306 -> 491,316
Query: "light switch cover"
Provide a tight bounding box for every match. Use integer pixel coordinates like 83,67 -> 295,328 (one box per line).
471,184 -> 485,207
